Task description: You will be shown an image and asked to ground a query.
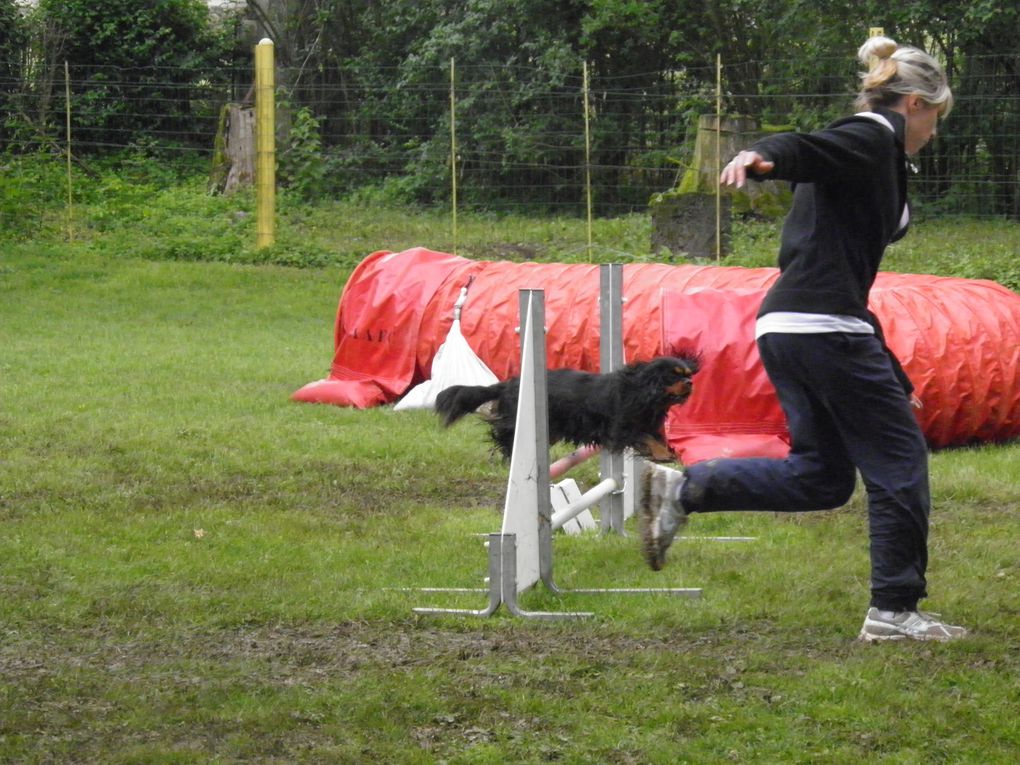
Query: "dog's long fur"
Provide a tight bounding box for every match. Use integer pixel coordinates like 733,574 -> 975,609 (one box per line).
435,355 -> 699,461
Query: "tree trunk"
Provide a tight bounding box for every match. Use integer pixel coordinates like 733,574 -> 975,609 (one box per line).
210,104 -> 256,194
649,114 -> 791,260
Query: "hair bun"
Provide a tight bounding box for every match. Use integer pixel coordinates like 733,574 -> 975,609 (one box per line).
858,36 -> 898,65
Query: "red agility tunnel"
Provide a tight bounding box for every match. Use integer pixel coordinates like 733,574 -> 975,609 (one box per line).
292,247 -> 1020,462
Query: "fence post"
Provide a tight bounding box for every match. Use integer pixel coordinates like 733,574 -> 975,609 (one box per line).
715,53 -> 722,263
64,61 -> 73,243
867,27 -> 885,67
583,61 -> 594,262
255,38 -> 276,249
450,58 -> 458,256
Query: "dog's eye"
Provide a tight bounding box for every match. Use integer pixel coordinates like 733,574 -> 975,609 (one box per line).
673,366 -> 686,377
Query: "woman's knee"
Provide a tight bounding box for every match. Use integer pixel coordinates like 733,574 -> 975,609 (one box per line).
800,467 -> 856,508
786,453 -> 856,508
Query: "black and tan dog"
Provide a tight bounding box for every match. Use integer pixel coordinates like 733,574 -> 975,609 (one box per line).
435,355 -> 699,461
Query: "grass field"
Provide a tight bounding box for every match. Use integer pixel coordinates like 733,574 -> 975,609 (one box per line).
2,210 -> 1020,763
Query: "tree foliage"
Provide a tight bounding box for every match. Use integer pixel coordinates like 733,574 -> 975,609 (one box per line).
0,0 -> 28,150
4,0 -> 1020,216
258,0 -> 1016,215
0,0 -> 26,77
24,0 -> 236,150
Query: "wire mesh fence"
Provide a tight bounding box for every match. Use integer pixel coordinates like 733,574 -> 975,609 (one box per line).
2,53 -> 1018,219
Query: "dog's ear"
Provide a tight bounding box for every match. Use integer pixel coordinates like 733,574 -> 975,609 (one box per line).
678,358 -> 699,378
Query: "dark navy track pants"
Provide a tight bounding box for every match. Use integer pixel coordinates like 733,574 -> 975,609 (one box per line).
682,331 -> 930,611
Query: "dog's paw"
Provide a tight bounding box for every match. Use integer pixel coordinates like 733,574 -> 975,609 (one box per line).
638,437 -> 675,463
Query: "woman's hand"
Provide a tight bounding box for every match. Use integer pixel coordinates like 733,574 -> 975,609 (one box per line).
720,151 -> 775,188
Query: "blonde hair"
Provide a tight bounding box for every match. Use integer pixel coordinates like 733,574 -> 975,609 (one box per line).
855,36 -> 953,117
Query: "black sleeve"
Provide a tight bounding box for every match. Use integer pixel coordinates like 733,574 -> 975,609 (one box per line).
747,121 -> 889,187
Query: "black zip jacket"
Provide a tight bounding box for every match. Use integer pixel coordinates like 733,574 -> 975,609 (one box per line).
748,106 -> 914,393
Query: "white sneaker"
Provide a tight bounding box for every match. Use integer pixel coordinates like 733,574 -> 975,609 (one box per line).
858,607 -> 968,642
639,464 -> 688,571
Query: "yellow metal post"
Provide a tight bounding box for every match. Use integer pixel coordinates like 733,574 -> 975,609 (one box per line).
868,27 -> 885,68
255,38 -> 276,249
715,54 -> 722,262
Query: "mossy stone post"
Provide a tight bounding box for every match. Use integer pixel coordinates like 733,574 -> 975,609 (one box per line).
650,114 -> 792,260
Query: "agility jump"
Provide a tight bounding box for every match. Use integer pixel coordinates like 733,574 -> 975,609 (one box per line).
415,268 -> 703,619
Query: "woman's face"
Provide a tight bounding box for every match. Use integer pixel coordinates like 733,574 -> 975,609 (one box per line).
904,97 -> 941,156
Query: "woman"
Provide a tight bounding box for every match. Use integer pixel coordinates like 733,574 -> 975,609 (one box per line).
640,35 -> 966,642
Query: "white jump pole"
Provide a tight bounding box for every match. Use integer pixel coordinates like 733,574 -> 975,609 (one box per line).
551,477 -> 618,531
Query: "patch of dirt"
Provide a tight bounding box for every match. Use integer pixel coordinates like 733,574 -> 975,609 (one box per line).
1,619 -> 809,686
470,243 -> 545,261
6,619 -> 1006,762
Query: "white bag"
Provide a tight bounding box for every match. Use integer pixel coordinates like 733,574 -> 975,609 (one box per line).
393,281 -> 498,411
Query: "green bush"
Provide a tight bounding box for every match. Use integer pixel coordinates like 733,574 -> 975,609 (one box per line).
3,154 -> 1020,287
278,103 -> 328,201
0,153 -> 69,236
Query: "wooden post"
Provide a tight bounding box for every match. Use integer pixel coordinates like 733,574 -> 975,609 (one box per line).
215,105 -> 256,194
255,38 -> 276,249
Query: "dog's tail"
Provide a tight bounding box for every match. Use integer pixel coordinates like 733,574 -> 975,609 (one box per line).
434,383 -> 502,427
